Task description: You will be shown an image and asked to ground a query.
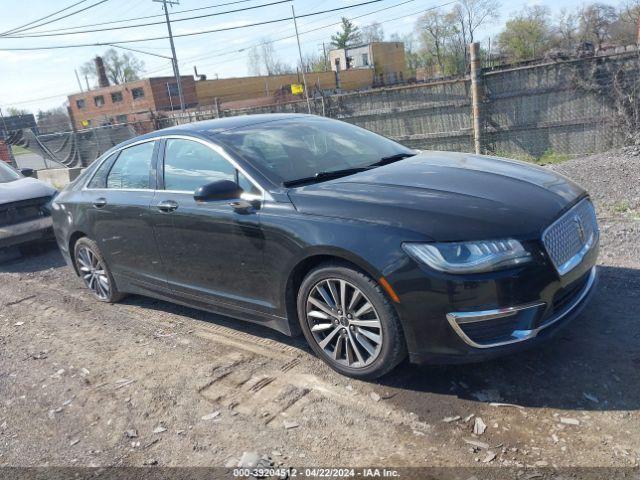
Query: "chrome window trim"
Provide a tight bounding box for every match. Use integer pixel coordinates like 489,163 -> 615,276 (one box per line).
542,198 -> 599,276
82,134 -> 272,201
446,266 -> 597,349
159,134 -> 272,201
82,138 -> 158,192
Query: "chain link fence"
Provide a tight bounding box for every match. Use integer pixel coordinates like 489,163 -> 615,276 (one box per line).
7,48 -> 640,169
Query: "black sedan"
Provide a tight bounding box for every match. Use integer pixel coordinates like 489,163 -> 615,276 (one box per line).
51,114 -> 599,379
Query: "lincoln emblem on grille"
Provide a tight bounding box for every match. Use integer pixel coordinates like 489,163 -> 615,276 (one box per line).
574,215 -> 586,244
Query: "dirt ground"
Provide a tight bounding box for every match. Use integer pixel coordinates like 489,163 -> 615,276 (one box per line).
1,152 -> 639,473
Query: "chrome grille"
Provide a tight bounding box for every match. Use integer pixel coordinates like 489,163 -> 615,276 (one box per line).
542,199 -> 598,275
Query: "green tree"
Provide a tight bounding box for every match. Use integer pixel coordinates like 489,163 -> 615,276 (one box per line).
80,48 -> 145,86
331,17 -> 361,48
5,107 -> 30,116
415,9 -> 459,75
498,6 -> 553,61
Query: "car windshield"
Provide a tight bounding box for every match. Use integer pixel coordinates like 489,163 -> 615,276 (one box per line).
0,161 -> 21,183
214,117 -> 414,185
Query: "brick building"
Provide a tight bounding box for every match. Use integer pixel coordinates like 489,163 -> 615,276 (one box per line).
67,76 -> 197,130
329,42 -> 407,86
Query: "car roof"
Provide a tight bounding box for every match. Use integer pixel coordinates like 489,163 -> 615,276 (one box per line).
101,113 -> 322,157
134,113 -> 310,141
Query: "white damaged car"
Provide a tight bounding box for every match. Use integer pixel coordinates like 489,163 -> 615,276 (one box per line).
0,161 -> 57,250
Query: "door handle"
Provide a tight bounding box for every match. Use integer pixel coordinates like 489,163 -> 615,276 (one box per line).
157,200 -> 178,213
93,198 -> 107,208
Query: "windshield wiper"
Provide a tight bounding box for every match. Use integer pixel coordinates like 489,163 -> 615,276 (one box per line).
368,152 -> 417,168
283,167 -> 368,188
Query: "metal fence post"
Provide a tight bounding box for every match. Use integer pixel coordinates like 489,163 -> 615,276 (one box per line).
469,42 -> 483,155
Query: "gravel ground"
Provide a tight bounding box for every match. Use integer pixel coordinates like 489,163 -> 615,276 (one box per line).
0,151 -> 639,474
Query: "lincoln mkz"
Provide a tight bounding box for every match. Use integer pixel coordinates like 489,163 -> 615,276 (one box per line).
51,114 -> 599,378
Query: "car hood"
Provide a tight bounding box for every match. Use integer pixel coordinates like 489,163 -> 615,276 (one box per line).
287,151 -> 585,241
0,177 -> 57,204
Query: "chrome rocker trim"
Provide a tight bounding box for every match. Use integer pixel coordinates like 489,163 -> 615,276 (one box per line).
446,266 -> 597,349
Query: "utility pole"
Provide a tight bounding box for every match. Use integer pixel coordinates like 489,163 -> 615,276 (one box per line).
291,5 -> 311,114
153,0 -> 185,111
74,69 -> 84,92
469,42 -> 483,155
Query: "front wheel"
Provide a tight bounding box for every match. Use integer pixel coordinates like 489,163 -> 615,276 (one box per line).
74,237 -> 125,303
297,263 -> 406,379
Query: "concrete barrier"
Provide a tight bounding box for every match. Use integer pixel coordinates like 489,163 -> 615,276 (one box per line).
34,167 -> 83,189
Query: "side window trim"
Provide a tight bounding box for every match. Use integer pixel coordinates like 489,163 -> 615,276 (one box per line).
84,139 -> 158,191
158,135 -> 267,199
85,151 -> 120,189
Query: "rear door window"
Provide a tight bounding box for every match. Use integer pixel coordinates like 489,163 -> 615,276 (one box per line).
87,152 -> 118,189
106,141 -> 155,190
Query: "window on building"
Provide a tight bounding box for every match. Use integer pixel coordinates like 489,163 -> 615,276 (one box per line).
106,141 -> 155,190
163,139 -> 235,192
76,99 -> 86,109
399,71 -> 404,82
361,53 -> 369,66
111,91 -> 123,103
94,95 -> 105,107
116,114 -> 128,124
131,87 -> 145,100
166,83 -> 179,97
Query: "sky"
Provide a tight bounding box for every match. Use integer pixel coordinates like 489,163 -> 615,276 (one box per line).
0,0 -> 615,114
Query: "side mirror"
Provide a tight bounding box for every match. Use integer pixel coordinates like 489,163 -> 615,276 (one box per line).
194,180 -> 243,202
20,168 -> 34,177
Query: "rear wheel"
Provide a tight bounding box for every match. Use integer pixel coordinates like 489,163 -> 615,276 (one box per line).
297,263 -> 406,379
73,237 -> 125,303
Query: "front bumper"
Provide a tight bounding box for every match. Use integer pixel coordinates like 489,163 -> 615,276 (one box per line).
0,217 -> 54,248
446,266 -> 596,349
389,237 -> 599,365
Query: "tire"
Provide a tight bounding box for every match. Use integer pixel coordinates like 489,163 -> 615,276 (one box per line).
297,262 -> 406,379
73,237 -> 126,303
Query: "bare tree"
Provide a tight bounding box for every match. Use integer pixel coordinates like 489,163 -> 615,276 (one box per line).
578,3 -> 618,48
260,42 -> 292,76
299,52 -> 328,73
555,9 -> 579,50
36,106 -> 71,134
361,22 -> 385,43
454,0 -> 501,45
247,46 -> 262,76
80,48 -> 145,86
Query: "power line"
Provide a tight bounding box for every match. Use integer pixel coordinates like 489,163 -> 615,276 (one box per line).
0,0 -> 91,36
0,0 -> 390,50
2,0 -> 294,38
6,0 -> 264,36
0,0 -> 112,38
2,0 -> 456,108
171,0 -> 412,67
148,0 -> 436,75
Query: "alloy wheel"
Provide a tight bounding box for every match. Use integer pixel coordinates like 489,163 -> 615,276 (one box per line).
76,246 -> 110,300
305,278 -> 383,368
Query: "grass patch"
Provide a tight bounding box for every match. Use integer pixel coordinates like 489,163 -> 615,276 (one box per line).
490,149 -> 572,165
10,145 -> 30,156
613,200 -> 631,214
537,150 -> 572,165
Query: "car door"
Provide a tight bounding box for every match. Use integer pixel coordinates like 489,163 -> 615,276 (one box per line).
152,137 -> 271,314
83,140 -> 166,291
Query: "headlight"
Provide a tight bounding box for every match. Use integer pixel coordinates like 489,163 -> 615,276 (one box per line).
402,239 -> 532,274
